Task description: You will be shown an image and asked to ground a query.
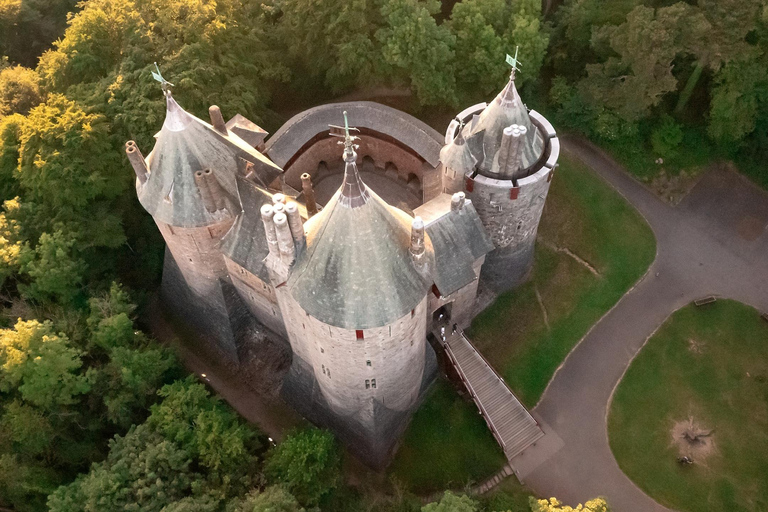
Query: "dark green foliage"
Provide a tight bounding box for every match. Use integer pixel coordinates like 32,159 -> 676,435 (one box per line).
421,491 -> 478,512
0,0 -> 78,67
264,428 -> 342,507
227,485 -> 305,512
650,115 -> 683,158
0,284 -> 181,511
48,378 -> 262,512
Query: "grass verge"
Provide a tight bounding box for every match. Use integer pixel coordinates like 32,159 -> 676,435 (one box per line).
608,300 -> 768,512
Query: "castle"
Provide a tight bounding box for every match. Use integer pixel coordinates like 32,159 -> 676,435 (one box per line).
125,66 -> 560,468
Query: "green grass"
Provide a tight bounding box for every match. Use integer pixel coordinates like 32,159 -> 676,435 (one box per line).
391,155 -> 656,491
471,155 -> 656,406
608,301 -> 768,512
389,379 -> 506,493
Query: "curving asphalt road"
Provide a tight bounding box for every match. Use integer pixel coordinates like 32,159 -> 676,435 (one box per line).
510,137 -> 768,511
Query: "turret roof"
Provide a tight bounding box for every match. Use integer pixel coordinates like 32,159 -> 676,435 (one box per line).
468,77 -> 544,176
287,148 -> 431,330
138,93 -> 283,228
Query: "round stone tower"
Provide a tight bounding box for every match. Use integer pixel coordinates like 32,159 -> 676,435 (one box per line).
440,69 -> 560,291
125,91 -> 282,363
275,124 -> 432,466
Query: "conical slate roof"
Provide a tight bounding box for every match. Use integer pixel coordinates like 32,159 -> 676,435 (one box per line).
287,148 -> 431,330
439,126 -> 477,177
139,93 -> 283,228
463,77 -> 544,177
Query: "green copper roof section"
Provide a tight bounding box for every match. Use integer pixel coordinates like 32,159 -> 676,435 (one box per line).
139,93 -> 283,228
220,175 -> 273,282
288,154 -> 430,330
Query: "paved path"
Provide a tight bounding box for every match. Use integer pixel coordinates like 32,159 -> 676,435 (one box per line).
510,137 -> 768,511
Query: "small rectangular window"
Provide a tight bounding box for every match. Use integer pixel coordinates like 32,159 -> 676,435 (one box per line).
366,360 -> 371,367
327,369 -> 331,378
411,309 -> 415,318
365,379 -> 370,389
322,364 -> 325,374
356,330 -> 364,340
371,379 -> 377,389
320,347 -> 324,353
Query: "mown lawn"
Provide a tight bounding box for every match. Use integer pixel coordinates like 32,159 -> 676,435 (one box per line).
472,154 -> 656,406
391,155 -> 656,491
609,301 -> 768,512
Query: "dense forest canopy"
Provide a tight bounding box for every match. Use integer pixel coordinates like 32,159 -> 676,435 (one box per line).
0,0 -> 765,510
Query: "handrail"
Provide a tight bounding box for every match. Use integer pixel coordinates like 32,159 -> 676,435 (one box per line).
443,335 -> 506,449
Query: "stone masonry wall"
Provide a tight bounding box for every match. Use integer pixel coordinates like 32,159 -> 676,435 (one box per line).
281,293 -> 428,417
223,257 -> 287,338
428,258 -> 485,330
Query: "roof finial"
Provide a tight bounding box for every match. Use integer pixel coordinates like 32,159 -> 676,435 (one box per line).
329,111 -> 360,161
152,62 -> 174,96
505,46 -> 522,81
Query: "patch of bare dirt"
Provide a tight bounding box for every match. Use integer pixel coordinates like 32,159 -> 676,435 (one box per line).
737,215 -> 765,241
671,417 -> 716,463
649,168 -> 702,205
688,338 -> 705,354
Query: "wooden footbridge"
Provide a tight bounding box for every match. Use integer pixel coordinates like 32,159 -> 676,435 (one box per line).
440,329 -> 544,461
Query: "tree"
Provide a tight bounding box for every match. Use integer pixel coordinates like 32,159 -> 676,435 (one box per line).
529,497 -> 610,512
674,0 -> 763,113
0,319 -> 91,410
708,54 -> 768,144
227,486 -> 305,512
265,0 -> 382,92
264,428 -> 341,507
422,491 -> 478,512
377,0 -> 457,106
0,0 -> 78,67
0,65 -> 43,117
18,230 -> 87,305
48,378 -> 262,512
578,4 -> 705,124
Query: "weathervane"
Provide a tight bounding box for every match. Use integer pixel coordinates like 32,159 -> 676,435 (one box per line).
329,111 -> 360,155
505,46 -> 522,81
151,62 -> 174,95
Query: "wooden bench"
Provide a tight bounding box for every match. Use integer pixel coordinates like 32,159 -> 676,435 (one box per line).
694,296 -> 717,307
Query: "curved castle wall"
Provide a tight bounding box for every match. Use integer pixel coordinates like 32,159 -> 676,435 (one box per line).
156,217 -> 239,363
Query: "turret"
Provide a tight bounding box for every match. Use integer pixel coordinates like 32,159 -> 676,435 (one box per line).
274,112 -> 432,468
127,70 -> 285,363
440,50 -> 560,291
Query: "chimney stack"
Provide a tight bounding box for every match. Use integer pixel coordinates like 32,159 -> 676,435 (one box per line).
450,192 -> 465,212
285,201 -> 305,244
209,105 -> 228,134
301,173 -> 318,217
498,124 -> 526,178
203,169 -> 228,212
194,170 -> 216,212
273,212 -> 296,265
260,204 -> 280,258
410,216 -> 426,267
125,141 -> 148,184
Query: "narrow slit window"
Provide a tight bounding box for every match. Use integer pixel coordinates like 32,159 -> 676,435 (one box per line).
371,379 -> 377,389
365,379 -> 370,389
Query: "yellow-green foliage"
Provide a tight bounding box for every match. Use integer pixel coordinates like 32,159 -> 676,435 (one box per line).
530,497 -> 610,512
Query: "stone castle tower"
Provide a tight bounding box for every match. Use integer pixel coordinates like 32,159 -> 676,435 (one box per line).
441,70 -> 559,291
125,66 -> 559,467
